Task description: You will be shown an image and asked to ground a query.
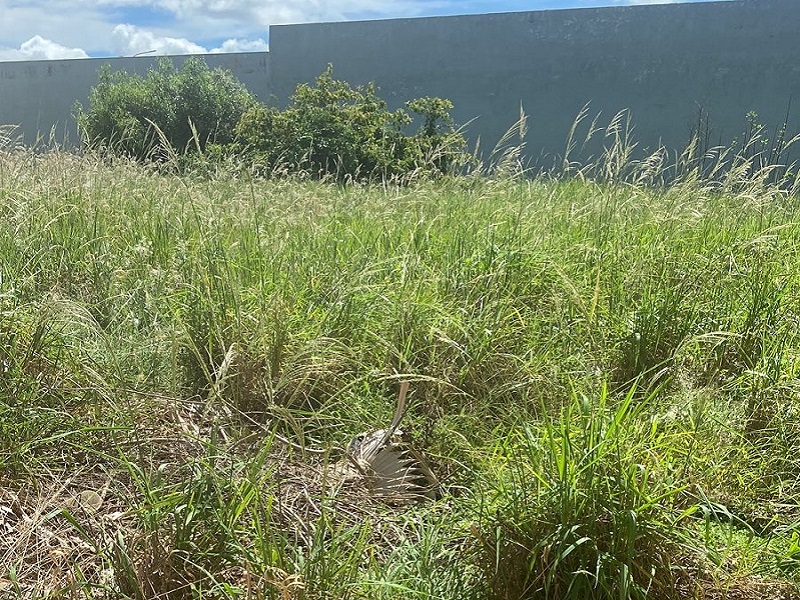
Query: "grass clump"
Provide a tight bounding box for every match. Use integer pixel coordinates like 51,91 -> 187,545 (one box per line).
478,384 -> 685,599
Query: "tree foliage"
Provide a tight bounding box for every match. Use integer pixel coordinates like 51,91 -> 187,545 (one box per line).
233,66 -> 468,181
77,60 -> 467,181
76,57 -> 257,161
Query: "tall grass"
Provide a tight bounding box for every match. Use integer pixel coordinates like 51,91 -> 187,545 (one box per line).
478,383 -> 684,599
0,133 -> 799,598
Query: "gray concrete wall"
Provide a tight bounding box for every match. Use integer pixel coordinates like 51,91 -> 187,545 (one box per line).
269,0 -> 800,167
1,0 -> 799,165
0,52 -> 270,147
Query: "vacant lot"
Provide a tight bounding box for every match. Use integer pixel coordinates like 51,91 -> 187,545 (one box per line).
1,151 -> 799,599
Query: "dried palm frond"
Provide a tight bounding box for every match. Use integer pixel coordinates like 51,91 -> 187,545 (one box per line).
333,381 -> 439,504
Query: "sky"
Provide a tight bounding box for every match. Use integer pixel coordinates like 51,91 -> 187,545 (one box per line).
0,0 -> 730,62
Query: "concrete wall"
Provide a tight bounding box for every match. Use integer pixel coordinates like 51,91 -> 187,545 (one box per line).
0,52 -> 270,147
1,0 -> 799,164
269,0 -> 800,167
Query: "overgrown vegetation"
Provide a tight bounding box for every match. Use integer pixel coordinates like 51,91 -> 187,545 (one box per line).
76,60 -> 468,181
232,66 -> 467,181
75,58 -> 257,161
1,125 -> 800,598
3,61 -> 800,599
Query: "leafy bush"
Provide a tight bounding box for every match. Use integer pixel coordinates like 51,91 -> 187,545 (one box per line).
76,57 -> 257,161
407,96 -> 466,173
233,66 -> 468,181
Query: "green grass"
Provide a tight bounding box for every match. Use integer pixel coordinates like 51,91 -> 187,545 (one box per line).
0,148 -> 799,599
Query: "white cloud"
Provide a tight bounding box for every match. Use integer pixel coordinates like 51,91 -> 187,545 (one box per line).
0,3 -> 115,55
112,24 -> 206,56
0,36 -> 89,61
110,24 -> 267,56
96,0 -> 435,33
210,38 -> 269,53
0,0 -> 441,61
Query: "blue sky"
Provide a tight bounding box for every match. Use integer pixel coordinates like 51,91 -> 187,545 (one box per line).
0,0 -> 731,61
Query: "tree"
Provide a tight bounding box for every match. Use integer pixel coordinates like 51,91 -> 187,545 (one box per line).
76,57 -> 257,161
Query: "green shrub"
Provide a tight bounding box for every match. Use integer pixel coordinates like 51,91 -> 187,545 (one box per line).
407,96 -> 467,173
76,57 -> 257,161
233,66 -> 468,181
